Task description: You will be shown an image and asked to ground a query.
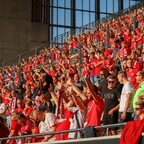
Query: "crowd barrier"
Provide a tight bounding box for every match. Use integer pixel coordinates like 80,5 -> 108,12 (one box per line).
39,133 -> 144,144
0,123 -> 144,144
0,123 -> 125,142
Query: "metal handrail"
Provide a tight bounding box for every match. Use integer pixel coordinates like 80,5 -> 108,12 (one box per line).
0,123 -> 126,141
53,1 -> 144,43
1,1 -> 144,66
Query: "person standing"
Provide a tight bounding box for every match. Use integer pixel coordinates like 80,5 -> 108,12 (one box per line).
133,70 -> 144,110
102,75 -> 121,135
39,69 -> 53,100
118,71 -> 134,123
126,59 -> 138,90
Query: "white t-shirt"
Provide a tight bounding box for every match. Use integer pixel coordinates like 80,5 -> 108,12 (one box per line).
68,107 -> 85,139
0,103 -> 7,118
38,112 -> 57,141
119,82 -> 134,113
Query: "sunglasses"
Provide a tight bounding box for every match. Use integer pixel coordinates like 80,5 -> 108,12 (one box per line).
100,74 -> 105,76
108,81 -> 115,84
135,107 -> 142,111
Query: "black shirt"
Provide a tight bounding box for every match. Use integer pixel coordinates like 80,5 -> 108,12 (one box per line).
102,86 -> 121,114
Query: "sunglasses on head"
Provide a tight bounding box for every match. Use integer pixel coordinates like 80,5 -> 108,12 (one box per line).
108,81 -> 115,84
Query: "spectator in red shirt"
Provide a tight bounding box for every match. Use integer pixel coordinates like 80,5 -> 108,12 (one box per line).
29,110 -> 43,143
94,51 -> 103,86
15,99 -> 24,113
130,30 -> 137,50
136,28 -> 143,47
89,52 -> 97,84
117,42 -> 131,62
6,112 -> 21,144
131,51 -> 143,71
84,76 -> 104,127
126,59 -> 138,90
82,56 -> 90,81
23,99 -> 33,117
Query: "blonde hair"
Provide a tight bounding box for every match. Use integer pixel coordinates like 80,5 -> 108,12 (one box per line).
135,100 -> 144,108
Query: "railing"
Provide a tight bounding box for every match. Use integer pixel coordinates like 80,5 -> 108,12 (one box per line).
1,122 -> 144,144
1,42 -> 51,66
0,123 -> 126,142
53,1 -> 144,44
1,1 -> 144,67
42,133 -> 144,144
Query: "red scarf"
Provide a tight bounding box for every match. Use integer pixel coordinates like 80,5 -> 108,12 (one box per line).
57,90 -> 65,119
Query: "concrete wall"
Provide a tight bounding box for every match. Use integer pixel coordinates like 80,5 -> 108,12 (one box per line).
0,0 -> 48,66
45,133 -> 144,144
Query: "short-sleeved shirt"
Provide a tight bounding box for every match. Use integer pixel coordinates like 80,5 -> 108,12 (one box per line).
85,97 -> 104,126
126,69 -> 138,90
39,113 -> 57,133
119,82 -> 134,113
9,120 -> 21,144
39,113 -> 57,141
0,103 -> 7,118
102,86 -> 121,114
133,82 -> 144,110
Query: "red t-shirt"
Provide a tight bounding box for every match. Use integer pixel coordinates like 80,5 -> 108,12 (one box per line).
85,97 -> 104,127
72,39 -> 78,48
104,57 -> 115,72
9,120 -> 21,144
15,107 -> 24,113
56,109 -> 73,140
89,57 -> 97,77
126,69 -> 138,90
117,48 -> 131,60
137,32 -> 143,45
94,58 -> 103,75
24,107 -> 33,116
82,62 -> 90,76
48,70 -> 56,77
104,49 -> 111,58
133,60 -> 143,72
20,119 -> 32,134
131,35 -> 137,49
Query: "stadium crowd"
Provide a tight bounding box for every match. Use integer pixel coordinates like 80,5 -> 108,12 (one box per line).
0,4 -> 144,144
